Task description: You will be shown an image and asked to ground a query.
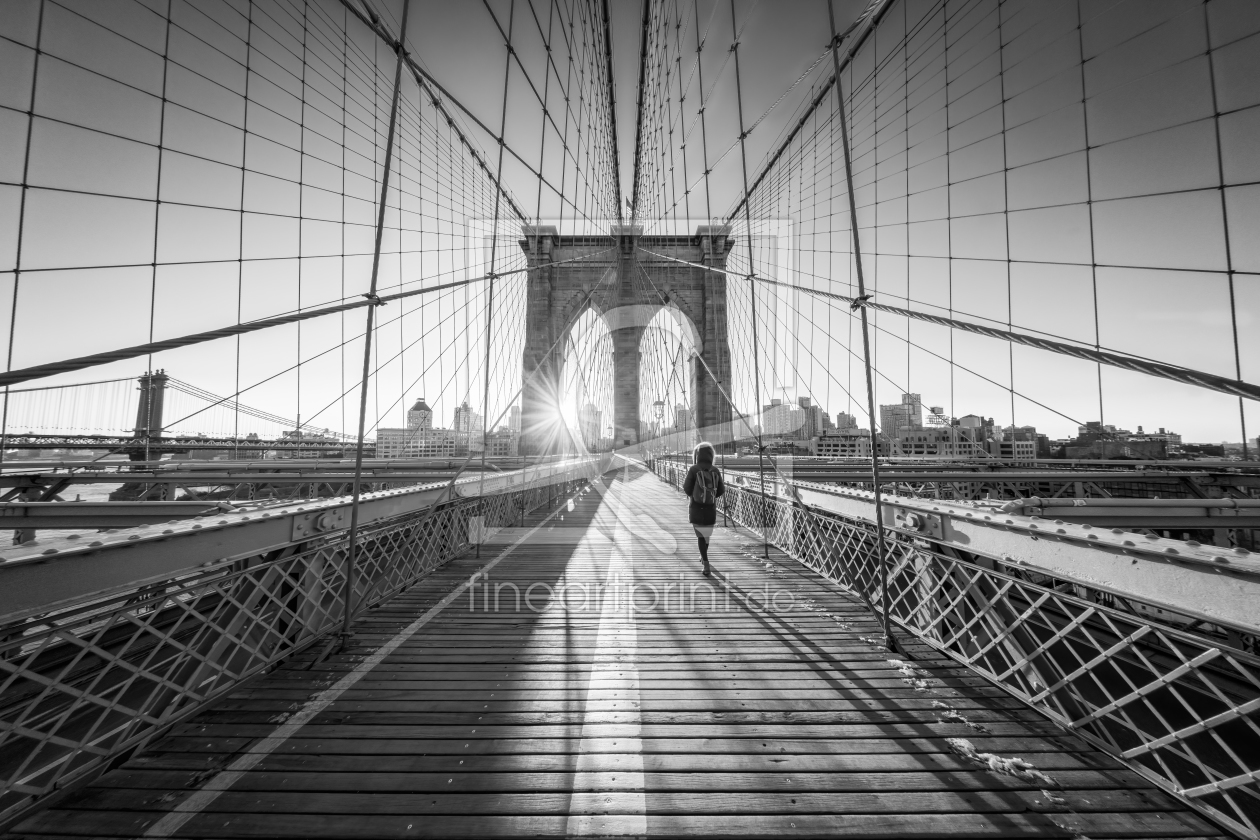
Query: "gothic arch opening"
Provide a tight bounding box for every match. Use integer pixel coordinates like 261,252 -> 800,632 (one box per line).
559,307 -> 614,452
639,306 -> 699,446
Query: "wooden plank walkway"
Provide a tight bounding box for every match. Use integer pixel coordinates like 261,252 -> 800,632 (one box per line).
7,461 -> 1228,838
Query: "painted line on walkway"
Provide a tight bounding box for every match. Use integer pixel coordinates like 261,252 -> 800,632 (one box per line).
141,493 -> 577,838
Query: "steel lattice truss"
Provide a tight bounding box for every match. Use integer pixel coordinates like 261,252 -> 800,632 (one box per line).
0,476 -> 585,823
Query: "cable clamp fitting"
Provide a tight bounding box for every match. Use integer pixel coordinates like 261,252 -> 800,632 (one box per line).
362,293 -> 387,306
850,294 -> 872,311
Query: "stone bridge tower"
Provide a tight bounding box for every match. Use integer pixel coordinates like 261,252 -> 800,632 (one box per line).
518,225 -> 733,454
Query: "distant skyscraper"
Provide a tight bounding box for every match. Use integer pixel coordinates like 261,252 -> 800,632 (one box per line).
508,405 -> 521,433
879,393 -> 923,436
453,401 -> 483,433
578,402 -> 601,447
406,397 -> 433,431
798,397 -> 823,439
761,399 -> 803,437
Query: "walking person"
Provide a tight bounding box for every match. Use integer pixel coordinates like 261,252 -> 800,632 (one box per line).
682,441 -> 725,576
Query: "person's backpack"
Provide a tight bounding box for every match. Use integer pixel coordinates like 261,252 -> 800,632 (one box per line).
691,468 -> 717,505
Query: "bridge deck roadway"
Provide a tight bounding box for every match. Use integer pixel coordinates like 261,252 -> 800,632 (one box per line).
7,462 -> 1225,838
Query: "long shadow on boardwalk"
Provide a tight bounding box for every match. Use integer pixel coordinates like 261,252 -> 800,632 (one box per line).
5,462 -> 1228,838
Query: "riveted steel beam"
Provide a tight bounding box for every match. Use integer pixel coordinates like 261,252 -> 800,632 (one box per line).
770,480 -> 1260,635
0,501 -> 231,528
0,456 -> 608,622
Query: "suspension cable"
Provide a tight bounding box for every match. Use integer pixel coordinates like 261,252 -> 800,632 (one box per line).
343,0 -> 412,638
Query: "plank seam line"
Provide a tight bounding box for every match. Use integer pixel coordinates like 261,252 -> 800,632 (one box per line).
138,496 -> 574,839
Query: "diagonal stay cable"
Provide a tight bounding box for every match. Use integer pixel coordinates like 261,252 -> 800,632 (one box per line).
0,250 -> 614,390
716,245 -> 1082,444
725,0 -> 893,224
637,248 -> 1260,404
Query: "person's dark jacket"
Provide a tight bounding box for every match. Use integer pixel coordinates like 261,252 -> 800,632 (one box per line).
682,442 -> 725,527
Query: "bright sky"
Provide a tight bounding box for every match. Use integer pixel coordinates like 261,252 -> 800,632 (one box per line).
1,0 -> 1256,444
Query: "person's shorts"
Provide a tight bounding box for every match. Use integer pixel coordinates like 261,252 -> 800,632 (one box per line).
693,525 -> 714,540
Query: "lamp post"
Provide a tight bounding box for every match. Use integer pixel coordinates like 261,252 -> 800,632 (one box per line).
653,400 -> 665,456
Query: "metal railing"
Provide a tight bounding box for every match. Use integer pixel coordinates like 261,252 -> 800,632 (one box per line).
0,475 -> 586,825
651,458 -> 1260,839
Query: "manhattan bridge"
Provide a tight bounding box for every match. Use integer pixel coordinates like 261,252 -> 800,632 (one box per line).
0,0 -> 1258,836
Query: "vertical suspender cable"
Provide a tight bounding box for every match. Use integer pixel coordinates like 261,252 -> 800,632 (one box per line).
692,0 -> 729,526
233,0 -> 255,461
342,0 -> 412,639
296,2 -> 308,445
826,0 -> 893,651
3,1 -> 47,471
728,0 -> 770,560
478,0 -> 516,555
1202,2 -> 1248,462
1075,0 -> 1105,431
142,2 -> 175,467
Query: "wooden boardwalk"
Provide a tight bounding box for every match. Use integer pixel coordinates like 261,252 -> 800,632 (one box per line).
8,461 -> 1228,838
